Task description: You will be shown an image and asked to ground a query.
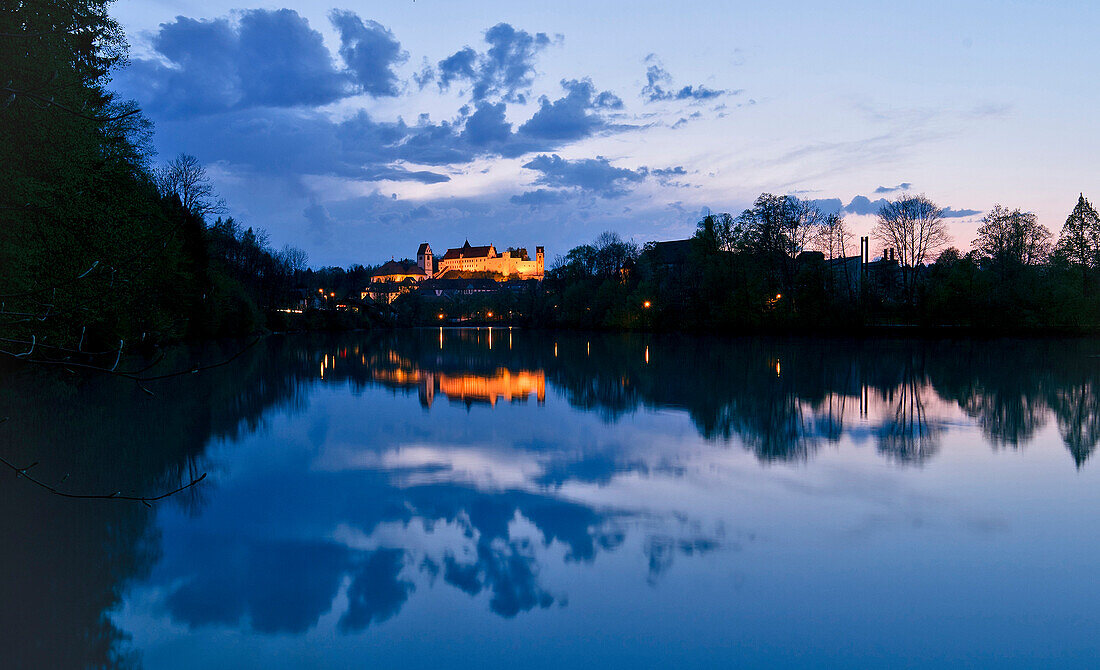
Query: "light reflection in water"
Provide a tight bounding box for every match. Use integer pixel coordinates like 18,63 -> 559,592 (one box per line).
5,331 -> 1100,669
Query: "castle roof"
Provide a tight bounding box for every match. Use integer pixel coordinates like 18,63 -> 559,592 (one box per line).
417,243 -> 431,255
374,259 -> 424,277
442,240 -> 495,260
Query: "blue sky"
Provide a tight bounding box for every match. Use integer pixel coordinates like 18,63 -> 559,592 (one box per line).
110,0 -> 1100,267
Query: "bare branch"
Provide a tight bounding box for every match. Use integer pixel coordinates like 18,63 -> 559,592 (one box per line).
0,87 -> 142,123
0,447 -> 207,505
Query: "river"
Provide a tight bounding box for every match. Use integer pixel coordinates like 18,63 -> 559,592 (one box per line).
2,330 -> 1099,668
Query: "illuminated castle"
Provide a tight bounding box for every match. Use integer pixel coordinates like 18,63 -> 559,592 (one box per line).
417,241 -> 544,279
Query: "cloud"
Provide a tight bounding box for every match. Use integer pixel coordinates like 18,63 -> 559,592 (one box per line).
521,154 -> 646,198
510,189 -> 571,208
461,101 -> 513,146
807,197 -> 844,215
303,197 -> 336,240
115,13 -> 697,263
820,194 -> 979,218
874,182 -> 912,193
437,47 -> 478,89
844,195 -> 884,216
647,166 -> 689,186
435,23 -> 553,102
641,55 -> 735,103
511,155 -> 689,205
338,549 -> 415,632
330,10 -> 407,97
122,10 -> 345,117
154,108 -> 453,183
942,207 -> 981,218
164,538 -> 351,634
121,9 -> 409,118
517,79 -> 620,142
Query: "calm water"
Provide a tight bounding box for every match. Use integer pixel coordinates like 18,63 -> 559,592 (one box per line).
3,330 -> 1100,669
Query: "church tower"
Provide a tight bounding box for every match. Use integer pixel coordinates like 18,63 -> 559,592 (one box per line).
535,246 -> 545,277
417,243 -> 433,277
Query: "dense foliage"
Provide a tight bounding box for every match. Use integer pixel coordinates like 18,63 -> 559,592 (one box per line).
0,1 -> 311,362
529,193 -> 1100,333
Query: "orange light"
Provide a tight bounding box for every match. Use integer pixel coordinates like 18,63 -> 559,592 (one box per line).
775,293 -> 782,300
487,311 -> 493,318
438,313 -> 445,320
643,300 -> 652,309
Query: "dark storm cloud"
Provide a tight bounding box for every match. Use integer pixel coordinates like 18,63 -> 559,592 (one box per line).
435,23 -> 554,102
121,9 -> 407,118
330,10 -> 407,97
641,55 -> 735,103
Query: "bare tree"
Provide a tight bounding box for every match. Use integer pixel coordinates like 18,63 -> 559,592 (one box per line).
812,213 -> 853,260
782,196 -> 826,258
155,153 -> 226,220
872,194 -> 951,303
279,245 -> 309,273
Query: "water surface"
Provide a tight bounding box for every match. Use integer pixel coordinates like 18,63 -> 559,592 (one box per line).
3,330 -> 1100,668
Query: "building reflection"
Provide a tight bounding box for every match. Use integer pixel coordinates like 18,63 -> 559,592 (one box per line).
373,365 -> 546,408
9,331 -> 1100,665
306,331 -> 1100,469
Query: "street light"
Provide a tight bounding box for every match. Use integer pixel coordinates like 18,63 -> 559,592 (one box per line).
643,300 -> 652,309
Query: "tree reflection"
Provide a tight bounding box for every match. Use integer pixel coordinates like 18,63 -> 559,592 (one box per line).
875,376 -> 940,465
1049,382 -> 1100,468
0,339 -> 312,667
313,330 -> 1100,469
8,331 -> 1100,666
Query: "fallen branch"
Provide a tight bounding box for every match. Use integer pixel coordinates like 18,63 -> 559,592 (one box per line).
0,419 -> 207,506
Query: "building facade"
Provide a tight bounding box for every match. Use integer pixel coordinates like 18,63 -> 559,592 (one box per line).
417,241 -> 544,279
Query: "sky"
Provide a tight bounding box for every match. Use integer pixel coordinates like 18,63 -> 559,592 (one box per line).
109,0 -> 1100,268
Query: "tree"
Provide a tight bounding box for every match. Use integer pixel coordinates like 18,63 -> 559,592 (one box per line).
591,231 -> 638,279
872,194 -> 951,304
813,213 -> 853,260
973,205 -> 1051,282
736,194 -> 824,288
1054,194 -> 1100,270
279,245 -> 309,273
155,153 -> 226,220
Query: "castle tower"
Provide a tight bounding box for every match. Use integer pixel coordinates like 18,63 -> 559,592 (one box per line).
417,243 -> 433,277
535,246 -> 545,277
